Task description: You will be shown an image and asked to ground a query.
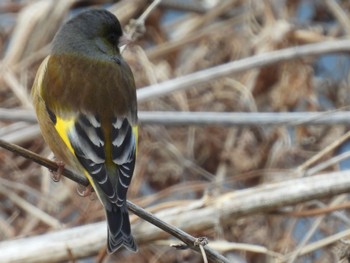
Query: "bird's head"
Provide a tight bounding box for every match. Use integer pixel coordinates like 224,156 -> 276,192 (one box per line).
52,9 -> 126,58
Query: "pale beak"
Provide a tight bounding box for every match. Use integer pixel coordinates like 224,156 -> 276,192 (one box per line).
118,34 -> 131,48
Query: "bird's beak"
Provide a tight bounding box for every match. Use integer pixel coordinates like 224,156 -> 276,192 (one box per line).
118,34 -> 131,48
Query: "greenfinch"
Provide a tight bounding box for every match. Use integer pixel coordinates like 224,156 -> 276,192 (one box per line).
31,9 -> 138,253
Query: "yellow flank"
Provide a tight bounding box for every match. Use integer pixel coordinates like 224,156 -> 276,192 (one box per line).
55,115 -> 97,189
54,116 -> 76,155
83,170 -> 97,190
132,125 -> 138,154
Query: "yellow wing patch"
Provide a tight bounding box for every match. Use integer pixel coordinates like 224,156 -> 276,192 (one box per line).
132,125 -> 138,154
54,115 -> 97,189
54,116 -> 76,155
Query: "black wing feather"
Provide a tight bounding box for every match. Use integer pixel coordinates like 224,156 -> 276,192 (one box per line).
66,113 -> 136,207
111,117 -> 136,207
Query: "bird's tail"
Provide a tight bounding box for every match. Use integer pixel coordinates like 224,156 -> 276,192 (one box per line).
106,204 -> 137,253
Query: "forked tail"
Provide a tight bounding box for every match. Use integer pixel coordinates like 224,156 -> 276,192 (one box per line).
106,204 -> 137,253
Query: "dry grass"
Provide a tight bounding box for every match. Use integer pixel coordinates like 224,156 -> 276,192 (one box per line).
1,0 -> 350,262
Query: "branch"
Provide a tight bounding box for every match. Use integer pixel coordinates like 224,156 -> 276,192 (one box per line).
0,139 -> 87,186
138,111 -> 350,126
4,109 -> 350,126
1,166 -> 350,261
0,139 -> 230,263
137,39 -> 350,101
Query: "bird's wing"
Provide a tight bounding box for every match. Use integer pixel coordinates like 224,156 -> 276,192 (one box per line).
46,106 -> 136,207
110,116 -> 137,207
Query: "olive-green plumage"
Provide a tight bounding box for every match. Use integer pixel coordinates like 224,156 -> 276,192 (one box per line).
42,54 -> 136,117
31,9 -> 138,253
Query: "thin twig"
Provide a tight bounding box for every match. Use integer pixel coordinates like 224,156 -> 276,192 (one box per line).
121,0 -> 162,50
199,245 -> 208,263
194,237 -> 209,263
287,196 -> 345,263
137,39 -> 350,102
0,139 -> 88,186
305,151 -> 350,176
137,0 -> 162,23
0,139 -> 230,263
325,0 -> 350,35
275,201 -> 350,217
1,68 -> 31,107
208,240 -> 283,259
295,228 -> 350,257
297,130 -> 350,173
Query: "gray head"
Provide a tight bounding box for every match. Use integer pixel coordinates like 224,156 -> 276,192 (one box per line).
52,9 -> 124,58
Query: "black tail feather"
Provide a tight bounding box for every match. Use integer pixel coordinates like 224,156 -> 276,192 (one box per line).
106,204 -> 137,253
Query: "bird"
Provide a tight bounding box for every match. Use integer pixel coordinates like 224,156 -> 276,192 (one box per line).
31,9 -> 138,253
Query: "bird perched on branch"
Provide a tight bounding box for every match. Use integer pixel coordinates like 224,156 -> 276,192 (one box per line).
31,9 -> 138,253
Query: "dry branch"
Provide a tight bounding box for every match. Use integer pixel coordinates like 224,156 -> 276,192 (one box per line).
137,39 -> 350,102
3,108 -> 350,126
138,111 -> 350,126
1,170 -> 350,262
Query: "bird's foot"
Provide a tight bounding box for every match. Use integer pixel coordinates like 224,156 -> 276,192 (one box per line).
77,184 -> 93,197
50,161 -> 65,182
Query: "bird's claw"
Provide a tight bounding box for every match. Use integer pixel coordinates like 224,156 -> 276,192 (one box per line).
50,161 -> 65,182
77,184 -> 93,197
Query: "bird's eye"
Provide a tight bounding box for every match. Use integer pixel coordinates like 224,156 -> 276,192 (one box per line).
107,33 -> 119,45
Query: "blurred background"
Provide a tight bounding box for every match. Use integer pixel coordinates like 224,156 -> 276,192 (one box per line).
1,0 -> 350,262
